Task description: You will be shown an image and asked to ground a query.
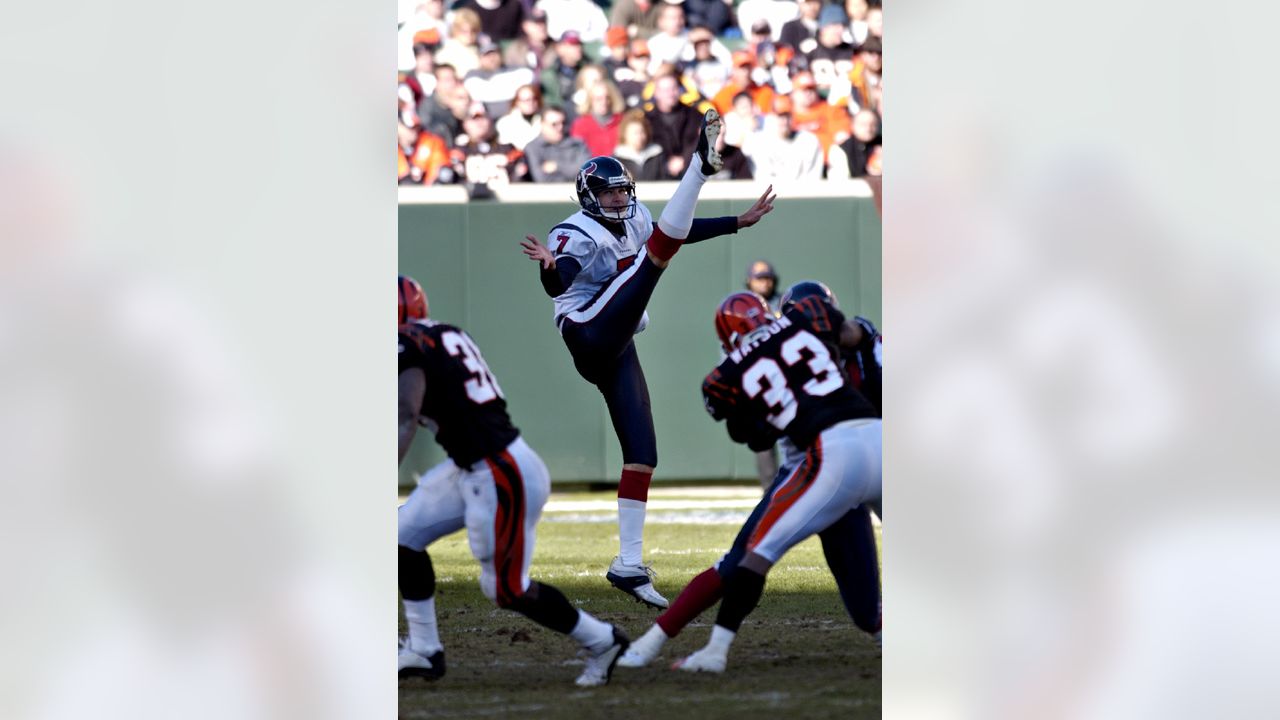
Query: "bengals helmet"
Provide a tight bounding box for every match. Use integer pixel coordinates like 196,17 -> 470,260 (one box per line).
780,280 -> 840,333
576,156 -> 637,221
399,274 -> 428,324
715,291 -> 774,351
780,280 -> 838,314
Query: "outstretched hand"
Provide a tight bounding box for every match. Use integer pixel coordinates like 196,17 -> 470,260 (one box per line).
737,185 -> 777,229
520,235 -> 555,270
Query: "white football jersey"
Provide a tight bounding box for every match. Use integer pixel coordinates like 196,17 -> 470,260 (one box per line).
547,203 -> 655,330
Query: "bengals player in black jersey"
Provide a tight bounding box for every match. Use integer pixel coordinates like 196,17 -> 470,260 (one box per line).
620,288 -> 882,673
397,275 -> 629,687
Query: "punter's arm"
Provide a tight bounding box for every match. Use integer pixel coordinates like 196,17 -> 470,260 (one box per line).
398,367 -> 426,464
521,234 -> 583,297
675,184 -> 778,244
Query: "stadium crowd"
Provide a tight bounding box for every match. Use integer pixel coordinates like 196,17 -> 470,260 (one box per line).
398,0 -> 882,191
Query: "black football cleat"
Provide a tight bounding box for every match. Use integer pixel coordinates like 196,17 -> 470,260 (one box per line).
695,108 -> 724,175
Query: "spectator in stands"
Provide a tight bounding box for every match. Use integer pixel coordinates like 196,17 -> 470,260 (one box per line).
646,3 -> 690,75
683,26 -> 732,99
616,38 -> 652,108
644,72 -> 703,178
723,90 -> 761,149
828,108 -> 880,180
464,34 -> 536,118
400,75 -> 425,126
538,0 -> 610,44
752,41 -> 793,92
506,7 -> 554,71
411,35 -> 441,96
496,83 -> 544,150
806,3 -> 854,92
716,114 -> 755,179
845,0 -> 871,46
443,85 -> 477,146
745,259 -> 781,313
736,0 -> 797,42
741,95 -> 823,180
571,80 -> 625,157
683,0 -> 733,36
398,0 -> 448,71
399,118 -> 453,185
789,70 -> 850,156
451,102 -> 528,194
866,4 -> 883,39
846,36 -> 882,113
420,66 -> 465,145
602,27 -> 632,81
451,0 -> 526,41
712,50 -> 775,115
780,0 -> 821,55
747,18 -> 775,51
540,31 -> 585,111
644,61 -> 716,113
523,105 -> 590,182
436,8 -> 483,77
568,64 -> 608,124
610,0 -> 662,39
613,110 -> 665,180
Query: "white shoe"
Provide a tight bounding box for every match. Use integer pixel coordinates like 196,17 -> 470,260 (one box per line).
575,625 -> 630,687
672,645 -> 727,673
606,556 -> 669,609
616,624 -> 669,668
398,645 -> 446,680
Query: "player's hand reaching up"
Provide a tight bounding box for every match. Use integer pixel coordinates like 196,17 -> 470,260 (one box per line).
520,235 -> 556,270
736,185 -> 777,229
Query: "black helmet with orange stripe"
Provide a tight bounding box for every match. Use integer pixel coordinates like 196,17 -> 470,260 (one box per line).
714,291 -> 774,352
780,280 -> 840,333
780,280 -> 838,315
399,274 -> 428,324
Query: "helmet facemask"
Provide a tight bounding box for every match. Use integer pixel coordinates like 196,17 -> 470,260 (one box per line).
577,157 -> 638,222
583,181 -> 637,221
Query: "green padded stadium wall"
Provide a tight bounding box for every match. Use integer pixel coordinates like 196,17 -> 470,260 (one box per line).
399,195 -> 881,486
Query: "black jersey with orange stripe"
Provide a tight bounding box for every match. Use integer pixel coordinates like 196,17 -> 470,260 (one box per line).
399,319 -> 519,468
702,305 -> 877,451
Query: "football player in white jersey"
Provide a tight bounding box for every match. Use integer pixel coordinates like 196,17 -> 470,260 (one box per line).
519,109 -> 776,608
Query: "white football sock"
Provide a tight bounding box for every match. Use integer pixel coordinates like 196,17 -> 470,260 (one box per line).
656,160 -> 708,240
706,625 -> 736,655
403,597 -> 442,654
570,610 -> 614,652
617,499 -> 647,566
640,623 -> 670,645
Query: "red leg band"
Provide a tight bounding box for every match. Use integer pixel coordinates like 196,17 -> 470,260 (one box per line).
656,567 -> 724,637
646,227 -> 681,262
618,468 -> 652,502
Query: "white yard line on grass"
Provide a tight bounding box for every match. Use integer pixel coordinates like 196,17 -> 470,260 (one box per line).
544,498 -> 759,512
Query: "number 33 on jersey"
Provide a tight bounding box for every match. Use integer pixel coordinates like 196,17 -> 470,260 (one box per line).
702,308 -> 878,451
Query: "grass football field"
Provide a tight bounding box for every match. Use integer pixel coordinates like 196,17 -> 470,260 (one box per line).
399,486 -> 882,719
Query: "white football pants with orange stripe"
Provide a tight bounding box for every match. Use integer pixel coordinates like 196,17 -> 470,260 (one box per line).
398,436 -> 550,607
747,418 -> 882,564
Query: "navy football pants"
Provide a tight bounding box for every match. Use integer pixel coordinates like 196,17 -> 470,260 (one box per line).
719,469 -> 882,634
559,255 -> 663,468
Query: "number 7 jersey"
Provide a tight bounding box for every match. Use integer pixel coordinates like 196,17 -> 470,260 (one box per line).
399,319 -> 519,468
702,304 -> 878,451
